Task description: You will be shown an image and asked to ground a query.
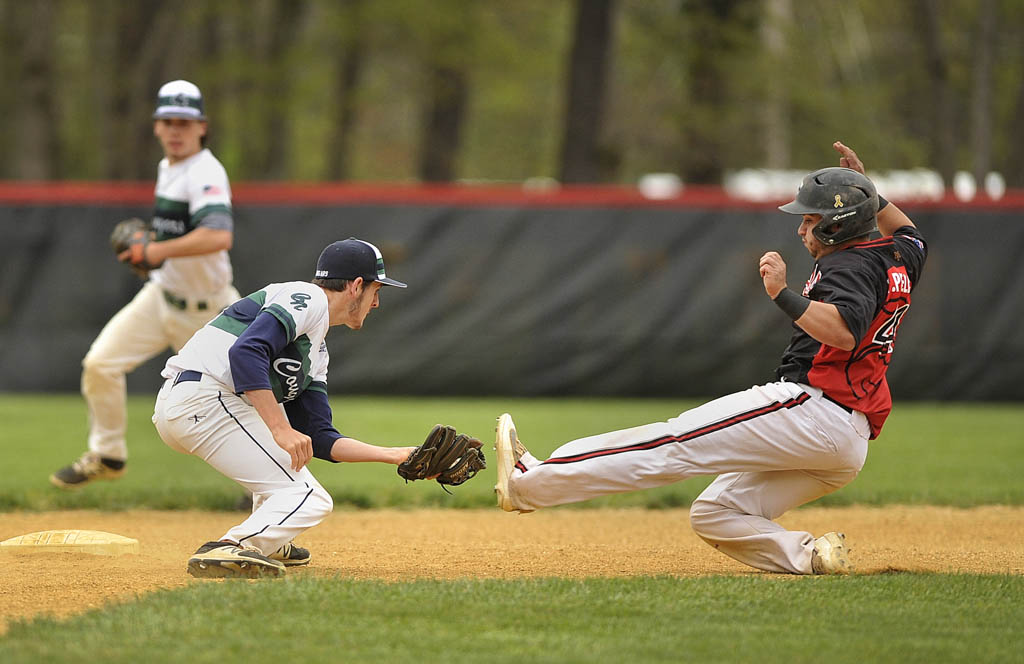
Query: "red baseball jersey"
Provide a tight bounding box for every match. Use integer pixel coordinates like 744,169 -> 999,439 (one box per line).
775,225 -> 928,438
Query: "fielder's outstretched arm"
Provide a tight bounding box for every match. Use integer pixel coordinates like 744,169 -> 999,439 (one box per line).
282,381 -> 416,465
328,437 -> 415,464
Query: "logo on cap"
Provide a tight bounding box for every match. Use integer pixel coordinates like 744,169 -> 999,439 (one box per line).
314,238 -> 407,288
153,80 -> 206,120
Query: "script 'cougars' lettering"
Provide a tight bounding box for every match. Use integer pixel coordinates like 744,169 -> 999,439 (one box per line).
272,358 -> 302,400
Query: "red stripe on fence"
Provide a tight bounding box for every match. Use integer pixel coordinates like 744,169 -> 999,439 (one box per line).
1,181 -> 1023,209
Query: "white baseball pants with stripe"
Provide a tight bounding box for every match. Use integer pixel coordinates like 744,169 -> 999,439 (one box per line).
83,280 -> 239,461
152,374 -> 333,556
508,381 -> 871,574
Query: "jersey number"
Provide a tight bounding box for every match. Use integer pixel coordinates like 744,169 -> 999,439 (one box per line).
872,304 -> 910,355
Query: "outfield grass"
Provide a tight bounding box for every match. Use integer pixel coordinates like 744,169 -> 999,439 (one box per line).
1,394 -> 1022,510
2,394 -> 1022,662
1,574 -> 1021,663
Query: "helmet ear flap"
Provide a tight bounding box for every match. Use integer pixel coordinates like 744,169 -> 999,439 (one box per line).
812,219 -> 844,245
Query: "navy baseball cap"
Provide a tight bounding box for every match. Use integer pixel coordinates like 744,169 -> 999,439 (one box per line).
315,238 -> 407,288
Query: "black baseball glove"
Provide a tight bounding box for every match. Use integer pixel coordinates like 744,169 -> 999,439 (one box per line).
110,217 -> 162,277
397,425 -> 486,488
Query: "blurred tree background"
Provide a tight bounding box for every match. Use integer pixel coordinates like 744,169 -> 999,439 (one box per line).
0,0 -> 1021,186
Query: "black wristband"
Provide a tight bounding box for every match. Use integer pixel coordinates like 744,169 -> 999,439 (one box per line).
877,194 -> 889,211
773,287 -> 811,321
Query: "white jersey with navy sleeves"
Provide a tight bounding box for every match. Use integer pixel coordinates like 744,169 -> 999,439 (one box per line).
154,281 -> 336,556
163,281 -> 330,401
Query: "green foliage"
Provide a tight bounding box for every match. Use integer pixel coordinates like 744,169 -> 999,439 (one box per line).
0,394 -> 1022,511
2,0 -> 1022,182
2,574 -> 1022,662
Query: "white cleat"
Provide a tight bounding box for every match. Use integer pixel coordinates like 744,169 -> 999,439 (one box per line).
811,532 -> 853,575
187,541 -> 286,579
494,413 -> 532,513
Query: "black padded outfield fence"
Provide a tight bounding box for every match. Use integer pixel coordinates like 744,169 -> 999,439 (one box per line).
1,183 -> 1022,400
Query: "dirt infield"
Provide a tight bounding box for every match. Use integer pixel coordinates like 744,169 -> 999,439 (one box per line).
1,506 -> 1021,633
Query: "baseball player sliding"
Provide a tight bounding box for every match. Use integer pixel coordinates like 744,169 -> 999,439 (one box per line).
153,239 -> 483,578
51,80 -> 241,489
495,142 -> 928,575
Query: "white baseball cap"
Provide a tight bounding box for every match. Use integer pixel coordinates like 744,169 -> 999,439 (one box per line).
153,80 -> 207,121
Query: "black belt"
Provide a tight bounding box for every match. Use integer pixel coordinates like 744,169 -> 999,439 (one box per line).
163,290 -> 208,311
822,393 -> 854,414
173,370 -> 203,386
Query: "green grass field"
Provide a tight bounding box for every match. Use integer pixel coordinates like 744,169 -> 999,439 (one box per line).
2,575 -> 1022,663
1,393 -> 1022,662
1,394 -> 1023,510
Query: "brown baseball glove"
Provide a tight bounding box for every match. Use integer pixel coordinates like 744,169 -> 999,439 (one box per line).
110,217 -> 161,277
397,425 -> 486,489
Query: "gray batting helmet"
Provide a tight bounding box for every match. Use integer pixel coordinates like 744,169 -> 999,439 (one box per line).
779,167 -> 878,245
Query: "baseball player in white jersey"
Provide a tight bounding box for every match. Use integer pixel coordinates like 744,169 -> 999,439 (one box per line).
495,142 -> 927,575
153,238 -> 420,577
51,80 -> 241,489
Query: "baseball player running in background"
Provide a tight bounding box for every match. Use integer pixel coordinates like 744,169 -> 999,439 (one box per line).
51,80 -> 241,489
495,142 -> 927,575
153,239 -> 419,577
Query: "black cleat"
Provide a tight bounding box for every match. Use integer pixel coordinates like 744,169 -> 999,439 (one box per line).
268,541 -> 312,567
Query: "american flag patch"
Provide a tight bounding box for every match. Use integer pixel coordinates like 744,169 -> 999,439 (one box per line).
202,184 -> 222,195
